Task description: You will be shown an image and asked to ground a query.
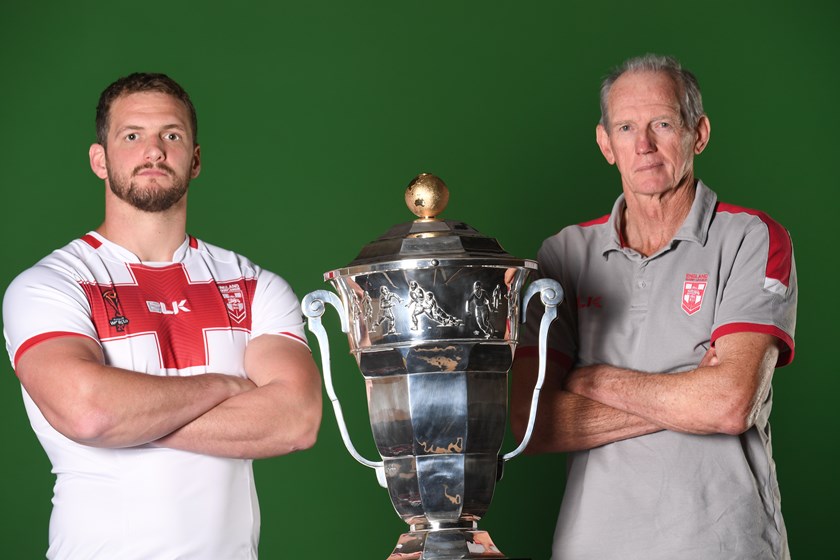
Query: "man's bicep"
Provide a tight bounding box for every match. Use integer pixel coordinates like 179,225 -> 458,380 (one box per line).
15,335 -> 105,433
243,333 -> 320,390
713,331 -> 779,378
713,331 -> 779,391
16,334 -> 103,387
707,331 -> 780,433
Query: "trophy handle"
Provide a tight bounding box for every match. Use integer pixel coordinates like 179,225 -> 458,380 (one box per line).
302,290 -> 385,476
501,278 -> 564,462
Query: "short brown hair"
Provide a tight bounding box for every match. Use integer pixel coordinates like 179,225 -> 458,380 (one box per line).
95,73 -> 198,146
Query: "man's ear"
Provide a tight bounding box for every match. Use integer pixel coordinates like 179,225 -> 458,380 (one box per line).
89,144 -> 108,180
694,115 -> 711,155
596,124 -> 616,165
191,144 -> 201,179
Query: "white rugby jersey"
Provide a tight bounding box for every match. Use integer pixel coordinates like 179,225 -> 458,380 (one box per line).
521,181 -> 797,560
3,231 -> 308,560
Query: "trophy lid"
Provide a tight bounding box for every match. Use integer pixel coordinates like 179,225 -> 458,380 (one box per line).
336,173 -> 524,272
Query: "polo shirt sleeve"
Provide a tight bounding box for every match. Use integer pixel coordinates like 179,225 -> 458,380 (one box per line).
710,212 -> 797,366
251,268 -> 309,348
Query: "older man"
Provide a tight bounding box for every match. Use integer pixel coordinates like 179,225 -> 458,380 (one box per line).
3,73 -> 322,559
512,55 -> 797,559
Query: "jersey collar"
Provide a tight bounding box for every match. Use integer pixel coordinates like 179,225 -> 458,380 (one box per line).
82,231 -> 195,264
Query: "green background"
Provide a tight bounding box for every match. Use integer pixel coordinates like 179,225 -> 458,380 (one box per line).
1,1 -> 836,558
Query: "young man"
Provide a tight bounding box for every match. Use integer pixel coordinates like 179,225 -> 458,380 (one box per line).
3,73 -> 322,559
512,55 -> 797,559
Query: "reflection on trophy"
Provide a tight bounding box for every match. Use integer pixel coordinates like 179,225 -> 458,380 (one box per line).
302,173 -> 563,559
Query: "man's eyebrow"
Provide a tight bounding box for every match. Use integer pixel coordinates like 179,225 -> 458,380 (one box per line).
114,123 -> 187,133
612,113 -> 679,125
651,113 -> 679,121
611,118 -> 634,127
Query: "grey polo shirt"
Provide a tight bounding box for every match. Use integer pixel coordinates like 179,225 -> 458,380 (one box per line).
521,180 -> 797,559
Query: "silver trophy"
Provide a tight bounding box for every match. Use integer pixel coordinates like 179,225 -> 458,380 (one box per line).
302,174 -> 562,559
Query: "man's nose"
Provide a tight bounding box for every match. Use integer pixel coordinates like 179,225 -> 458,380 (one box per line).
635,130 -> 656,154
144,139 -> 165,162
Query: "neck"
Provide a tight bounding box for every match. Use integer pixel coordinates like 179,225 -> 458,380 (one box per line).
98,193 -> 188,262
620,178 -> 696,257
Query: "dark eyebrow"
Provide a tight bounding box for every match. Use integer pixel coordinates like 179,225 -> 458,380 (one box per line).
116,123 -> 187,132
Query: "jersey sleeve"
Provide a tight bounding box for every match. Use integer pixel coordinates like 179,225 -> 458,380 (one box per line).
250,268 -> 309,348
3,261 -> 99,369
518,233 -> 577,370
711,214 -> 797,366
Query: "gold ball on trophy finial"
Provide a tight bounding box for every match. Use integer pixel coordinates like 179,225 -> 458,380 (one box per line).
405,173 -> 449,220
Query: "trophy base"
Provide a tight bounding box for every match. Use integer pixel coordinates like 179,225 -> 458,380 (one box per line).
387,527 -> 528,559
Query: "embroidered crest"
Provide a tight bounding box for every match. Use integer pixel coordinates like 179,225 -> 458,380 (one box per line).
681,274 -> 709,316
218,281 -> 247,323
102,289 -> 130,331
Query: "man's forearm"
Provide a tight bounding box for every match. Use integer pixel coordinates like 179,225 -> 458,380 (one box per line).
153,382 -> 321,459
153,334 -> 323,459
15,336 -> 256,448
526,387 -> 663,453
563,333 -> 779,436
511,355 -> 662,453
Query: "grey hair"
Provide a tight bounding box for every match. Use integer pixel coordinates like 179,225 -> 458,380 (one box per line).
598,54 -> 704,131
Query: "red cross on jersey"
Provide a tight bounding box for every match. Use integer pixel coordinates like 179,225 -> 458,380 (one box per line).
81,263 -> 256,370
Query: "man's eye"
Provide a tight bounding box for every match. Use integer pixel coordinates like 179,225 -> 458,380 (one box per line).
165,133 -> 181,141
619,125 -> 631,132
126,133 -> 138,141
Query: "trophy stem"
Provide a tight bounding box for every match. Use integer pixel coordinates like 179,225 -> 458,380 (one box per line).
387,522 -> 529,560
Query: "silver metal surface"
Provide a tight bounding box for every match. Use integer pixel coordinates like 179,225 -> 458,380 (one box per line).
301,174 -> 563,559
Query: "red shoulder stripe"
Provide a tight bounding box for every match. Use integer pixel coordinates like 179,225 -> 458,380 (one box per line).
81,234 -> 102,249
716,203 -> 793,287
578,214 -> 610,228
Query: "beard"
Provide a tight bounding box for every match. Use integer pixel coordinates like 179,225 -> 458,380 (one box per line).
107,161 -> 190,213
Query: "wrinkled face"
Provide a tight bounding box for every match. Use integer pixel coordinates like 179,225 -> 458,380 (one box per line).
596,71 -> 707,198
91,92 -> 200,212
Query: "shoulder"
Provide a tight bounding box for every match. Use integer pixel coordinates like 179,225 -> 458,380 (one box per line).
711,202 -> 793,262
550,213 -> 611,242
188,237 -> 296,294
2,239 -> 98,354
713,202 -> 790,237
191,237 -> 255,264
576,213 -> 612,229
539,213 -> 611,257
5,237 -> 99,293
188,237 -> 263,277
